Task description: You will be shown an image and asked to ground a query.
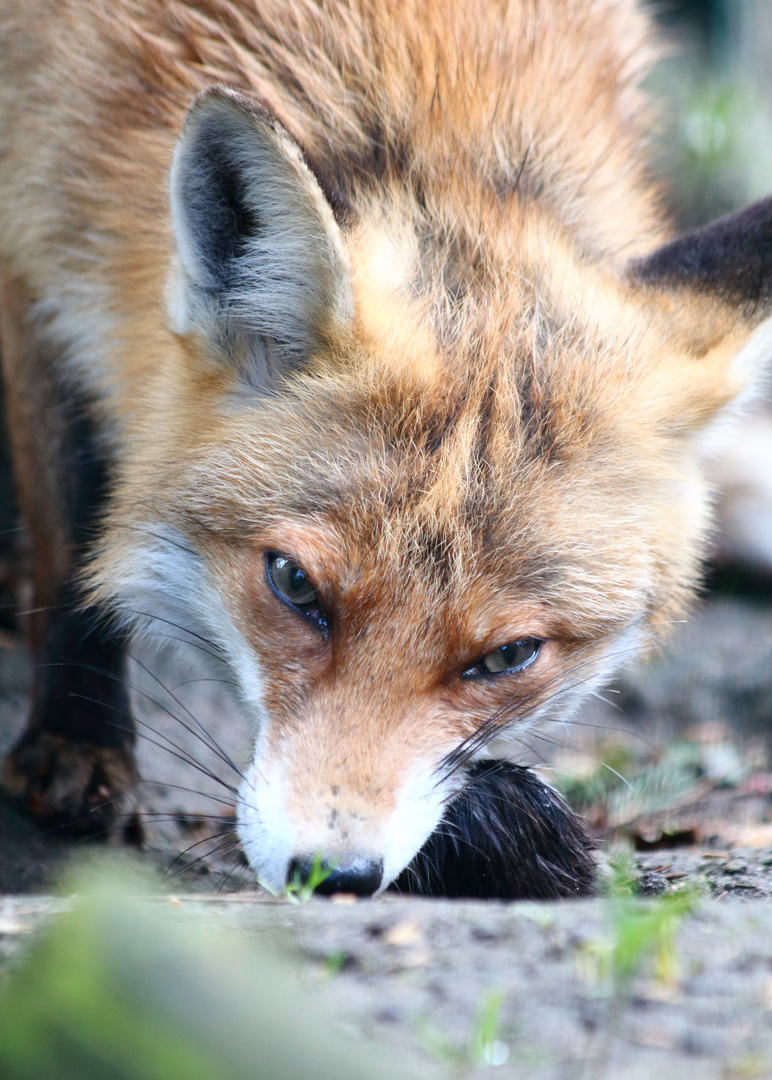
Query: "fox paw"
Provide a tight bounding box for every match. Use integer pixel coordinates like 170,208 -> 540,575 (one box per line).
1,732 -> 141,838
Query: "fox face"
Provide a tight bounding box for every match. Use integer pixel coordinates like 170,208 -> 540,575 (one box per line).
78,87 -> 772,892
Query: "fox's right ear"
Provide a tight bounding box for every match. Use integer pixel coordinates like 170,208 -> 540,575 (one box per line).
626,198 -> 772,442
626,199 -> 772,433
630,198 -> 772,313
169,86 -> 353,389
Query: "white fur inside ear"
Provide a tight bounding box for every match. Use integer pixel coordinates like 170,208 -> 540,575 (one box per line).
168,89 -> 353,377
712,410 -> 772,572
729,312 -> 772,405
166,254 -> 192,336
361,225 -> 418,296
695,313 -> 772,463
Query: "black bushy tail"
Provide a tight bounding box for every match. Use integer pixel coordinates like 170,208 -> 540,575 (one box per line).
393,761 -> 596,900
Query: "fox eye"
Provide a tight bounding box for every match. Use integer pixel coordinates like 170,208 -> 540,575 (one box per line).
266,553 -> 329,636
462,639 -> 542,680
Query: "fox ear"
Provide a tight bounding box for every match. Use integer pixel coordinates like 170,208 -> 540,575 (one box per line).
169,86 -> 353,388
630,198 -> 772,312
627,199 -> 772,429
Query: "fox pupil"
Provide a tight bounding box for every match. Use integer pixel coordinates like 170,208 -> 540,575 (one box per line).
289,566 -> 309,597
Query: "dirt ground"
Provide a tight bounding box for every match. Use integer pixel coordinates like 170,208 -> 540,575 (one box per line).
4,870 -> 772,1080
2,592 -> 772,1078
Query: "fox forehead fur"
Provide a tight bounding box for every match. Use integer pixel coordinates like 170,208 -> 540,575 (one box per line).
1,0 -> 770,889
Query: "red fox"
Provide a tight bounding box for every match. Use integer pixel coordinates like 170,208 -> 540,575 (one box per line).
1,0 -> 770,898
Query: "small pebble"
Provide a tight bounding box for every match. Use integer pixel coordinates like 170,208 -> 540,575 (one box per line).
637,871 -> 668,896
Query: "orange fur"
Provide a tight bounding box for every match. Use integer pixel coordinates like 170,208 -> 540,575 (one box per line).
0,0 -> 768,889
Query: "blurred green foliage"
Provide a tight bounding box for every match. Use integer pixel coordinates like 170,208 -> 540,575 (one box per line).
580,852 -> 700,992
554,732 -> 747,835
0,858 -> 414,1080
646,0 -> 772,229
417,986 -> 509,1072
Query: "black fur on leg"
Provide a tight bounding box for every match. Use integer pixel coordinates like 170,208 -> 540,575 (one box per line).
392,761 -> 596,900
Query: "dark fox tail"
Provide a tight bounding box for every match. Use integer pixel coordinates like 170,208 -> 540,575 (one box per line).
394,761 -> 596,900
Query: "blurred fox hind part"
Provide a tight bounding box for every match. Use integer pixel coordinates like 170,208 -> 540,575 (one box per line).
0,0 -> 771,896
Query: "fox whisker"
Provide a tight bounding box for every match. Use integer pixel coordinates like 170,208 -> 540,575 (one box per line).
122,606 -> 227,662
50,658 -> 245,789
127,649 -> 247,786
164,832 -> 242,880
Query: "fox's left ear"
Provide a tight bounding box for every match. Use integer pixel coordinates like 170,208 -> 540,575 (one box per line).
169,86 -> 353,389
627,198 -> 772,429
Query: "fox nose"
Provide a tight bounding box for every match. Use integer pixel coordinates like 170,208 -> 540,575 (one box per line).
288,855 -> 384,897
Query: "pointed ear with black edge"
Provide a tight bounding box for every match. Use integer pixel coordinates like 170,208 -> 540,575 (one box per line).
168,86 -> 353,390
627,198 -> 772,431
630,197 -> 772,312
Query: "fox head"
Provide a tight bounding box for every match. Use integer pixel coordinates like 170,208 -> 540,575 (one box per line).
91,88 -> 772,893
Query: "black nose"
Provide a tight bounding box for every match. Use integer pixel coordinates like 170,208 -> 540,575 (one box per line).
288,855 -> 384,897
